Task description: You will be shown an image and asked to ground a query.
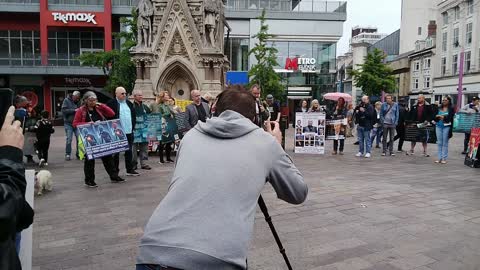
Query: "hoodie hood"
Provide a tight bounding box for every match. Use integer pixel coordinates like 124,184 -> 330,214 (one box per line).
195,110 -> 259,139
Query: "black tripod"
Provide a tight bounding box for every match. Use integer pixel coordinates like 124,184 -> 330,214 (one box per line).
258,195 -> 293,270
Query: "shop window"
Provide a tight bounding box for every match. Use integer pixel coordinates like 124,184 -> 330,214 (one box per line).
224,37 -> 250,71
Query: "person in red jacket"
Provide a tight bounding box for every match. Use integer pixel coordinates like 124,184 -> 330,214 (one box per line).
73,91 -> 125,188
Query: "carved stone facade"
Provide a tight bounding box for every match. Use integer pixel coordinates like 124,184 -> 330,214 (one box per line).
131,0 -> 228,101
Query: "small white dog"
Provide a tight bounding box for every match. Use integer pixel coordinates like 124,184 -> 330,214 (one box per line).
35,170 -> 53,196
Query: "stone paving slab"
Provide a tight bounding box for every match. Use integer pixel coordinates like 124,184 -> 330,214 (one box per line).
30,129 -> 480,270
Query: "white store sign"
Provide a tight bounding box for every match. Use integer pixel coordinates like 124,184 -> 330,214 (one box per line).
52,12 -> 97,25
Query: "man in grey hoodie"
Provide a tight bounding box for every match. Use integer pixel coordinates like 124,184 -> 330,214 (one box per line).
137,88 -> 308,270
61,91 -> 81,160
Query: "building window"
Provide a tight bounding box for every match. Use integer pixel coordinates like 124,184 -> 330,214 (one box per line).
441,57 -> 447,76
48,31 -> 104,66
413,78 -> 419,90
0,30 -> 40,66
418,27 -> 422,35
424,58 -> 431,69
414,61 -> 420,71
466,23 -> 473,45
453,28 -> 459,47
453,54 -> 458,74
465,51 -> 471,72
424,77 -> 431,88
224,37 -> 249,71
442,12 -> 448,25
467,0 -> 474,15
442,32 -> 448,52
454,6 -> 460,21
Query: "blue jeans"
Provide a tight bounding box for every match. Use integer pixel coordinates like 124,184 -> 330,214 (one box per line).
357,126 -> 372,154
65,123 -> 78,156
15,233 -> 21,254
370,127 -> 383,146
436,125 -> 450,161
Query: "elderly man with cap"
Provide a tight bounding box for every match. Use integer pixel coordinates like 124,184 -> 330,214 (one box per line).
106,86 -> 139,177
62,91 -> 81,161
266,94 -> 281,122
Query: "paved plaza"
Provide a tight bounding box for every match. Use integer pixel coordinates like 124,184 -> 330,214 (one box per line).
31,129 -> 480,270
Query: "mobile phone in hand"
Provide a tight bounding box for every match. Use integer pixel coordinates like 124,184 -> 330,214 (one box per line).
0,88 -> 14,130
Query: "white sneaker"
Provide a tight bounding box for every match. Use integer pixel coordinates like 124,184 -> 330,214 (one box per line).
355,152 -> 363,157
365,153 -> 371,158
39,159 -> 45,167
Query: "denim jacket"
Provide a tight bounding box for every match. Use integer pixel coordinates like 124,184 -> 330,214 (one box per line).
380,102 -> 399,126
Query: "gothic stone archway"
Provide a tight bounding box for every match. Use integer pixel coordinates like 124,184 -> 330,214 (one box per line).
157,60 -> 200,100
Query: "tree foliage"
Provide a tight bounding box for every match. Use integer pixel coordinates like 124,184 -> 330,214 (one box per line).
350,48 -> 396,97
248,10 -> 284,101
78,8 -> 138,94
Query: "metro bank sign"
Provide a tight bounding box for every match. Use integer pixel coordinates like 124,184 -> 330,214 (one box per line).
52,12 -> 98,25
285,57 -> 317,72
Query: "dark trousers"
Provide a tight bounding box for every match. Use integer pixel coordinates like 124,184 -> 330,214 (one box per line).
36,140 -> 50,162
158,143 -> 172,162
393,124 -> 405,151
333,139 -> 344,152
464,133 -> 471,152
113,133 -> 134,173
84,155 -> 118,183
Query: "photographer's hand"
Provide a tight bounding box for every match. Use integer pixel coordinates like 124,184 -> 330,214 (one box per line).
0,106 -> 24,149
266,118 -> 282,145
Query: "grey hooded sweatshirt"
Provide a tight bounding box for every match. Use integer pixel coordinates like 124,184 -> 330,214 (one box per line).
137,110 -> 308,269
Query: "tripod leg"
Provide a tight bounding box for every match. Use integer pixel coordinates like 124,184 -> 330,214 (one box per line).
258,195 -> 293,270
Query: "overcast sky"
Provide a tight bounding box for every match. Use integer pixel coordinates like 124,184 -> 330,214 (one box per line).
337,0 -> 402,56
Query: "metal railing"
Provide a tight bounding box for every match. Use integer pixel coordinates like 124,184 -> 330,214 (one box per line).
225,0 -> 346,13
0,0 -> 39,3
0,53 -> 97,67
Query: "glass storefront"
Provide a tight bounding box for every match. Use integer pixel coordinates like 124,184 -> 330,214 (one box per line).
48,30 -> 104,66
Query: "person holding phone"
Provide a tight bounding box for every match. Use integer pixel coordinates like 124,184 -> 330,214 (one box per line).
0,106 -> 35,270
433,96 -> 455,164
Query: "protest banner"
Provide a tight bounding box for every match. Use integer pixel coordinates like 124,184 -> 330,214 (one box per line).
77,119 -> 129,160
465,127 -> 480,168
325,117 -> 348,140
162,116 -> 180,143
294,112 -> 325,154
145,113 -> 163,141
405,121 -> 437,144
175,99 -> 193,112
175,111 -> 190,134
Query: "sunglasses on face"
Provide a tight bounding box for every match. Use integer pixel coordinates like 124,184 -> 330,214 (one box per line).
120,93 -> 126,96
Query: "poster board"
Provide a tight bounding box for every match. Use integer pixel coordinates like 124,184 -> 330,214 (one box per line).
19,169 -> 34,270
294,112 -> 325,154
77,119 -> 130,160
465,127 -> 480,168
325,117 -> 348,140
175,100 -> 193,112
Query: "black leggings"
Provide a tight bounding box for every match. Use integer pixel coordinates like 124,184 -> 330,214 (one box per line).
333,139 -> 344,152
158,143 -> 172,162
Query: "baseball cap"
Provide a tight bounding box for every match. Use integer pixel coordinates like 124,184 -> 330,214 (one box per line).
266,94 -> 274,100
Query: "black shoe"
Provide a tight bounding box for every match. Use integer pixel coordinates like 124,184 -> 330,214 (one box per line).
111,176 -> 126,183
354,141 -> 359,145
85,181 -> 98,188
141,165 -> 152,170
159,160 -> 165,164
166,159 -> 174,163
126,170 -> 140,176
462,151 -> 467,155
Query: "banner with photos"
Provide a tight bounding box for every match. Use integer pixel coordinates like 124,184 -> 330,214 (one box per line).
294,112 -> 326,154
78,119 -> 130,160
326,117 -> 348,140
465,127 -> 480,168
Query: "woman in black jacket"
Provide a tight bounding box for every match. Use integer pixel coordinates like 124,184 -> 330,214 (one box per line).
433,96 -> 455,164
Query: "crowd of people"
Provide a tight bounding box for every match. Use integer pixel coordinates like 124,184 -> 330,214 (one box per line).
312,93 -> 479,164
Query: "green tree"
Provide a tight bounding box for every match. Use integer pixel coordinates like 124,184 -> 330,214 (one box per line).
248,10 -> 284,101
78,9 -> 138,94
350,48 -> 396,97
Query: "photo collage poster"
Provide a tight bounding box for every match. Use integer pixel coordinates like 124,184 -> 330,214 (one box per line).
294,112 -> 326,154
325,117 -> 348,140
78,119 -> 130,160
465,127 -> 480,165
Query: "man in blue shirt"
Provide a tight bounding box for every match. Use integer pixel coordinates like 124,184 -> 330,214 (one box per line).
107,87 -> 139,177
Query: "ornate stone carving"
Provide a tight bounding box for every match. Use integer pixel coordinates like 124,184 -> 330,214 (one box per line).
137,0 -> 154,49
